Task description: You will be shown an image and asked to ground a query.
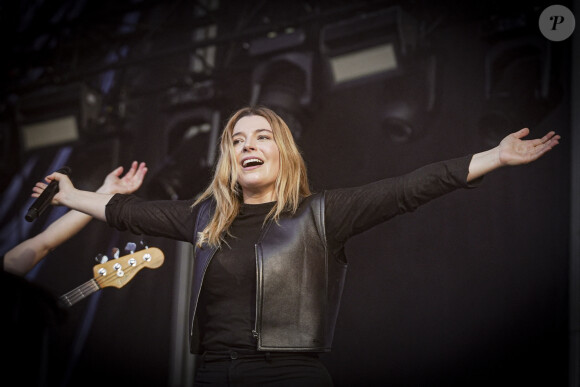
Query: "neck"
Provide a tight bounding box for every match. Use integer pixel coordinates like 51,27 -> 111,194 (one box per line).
243,190 -> 276,204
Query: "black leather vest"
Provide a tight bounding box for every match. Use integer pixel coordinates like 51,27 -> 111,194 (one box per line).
188,193 -> 348,354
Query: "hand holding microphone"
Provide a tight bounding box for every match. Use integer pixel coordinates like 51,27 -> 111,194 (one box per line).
25,166 -> 72,222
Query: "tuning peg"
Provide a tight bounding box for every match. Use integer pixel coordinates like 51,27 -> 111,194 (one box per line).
124,242 -> 137,254
95,254 -> 108,264
111,247 -> 120,259
139,239 -> 150,249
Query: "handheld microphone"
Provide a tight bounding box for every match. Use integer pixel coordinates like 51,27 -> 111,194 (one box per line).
25,166 -> 72,222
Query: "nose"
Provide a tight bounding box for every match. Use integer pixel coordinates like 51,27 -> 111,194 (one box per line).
243,138 -> 256,152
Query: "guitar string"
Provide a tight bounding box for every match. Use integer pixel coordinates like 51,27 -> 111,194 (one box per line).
61,254 -> 159,305
60,279 -> 99,304
62,262 -> 147,305
60,249 -> 161,304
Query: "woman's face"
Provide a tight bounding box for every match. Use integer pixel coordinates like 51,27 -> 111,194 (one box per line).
232,115 -> 280,203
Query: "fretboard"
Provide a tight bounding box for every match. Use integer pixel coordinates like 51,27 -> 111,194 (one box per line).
59,279 -> 101,307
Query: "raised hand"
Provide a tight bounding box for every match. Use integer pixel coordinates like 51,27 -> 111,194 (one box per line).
32,161 -> 148,200
467,128 -> 561,182
498,128 -> 560,166
97,161 -> 148,194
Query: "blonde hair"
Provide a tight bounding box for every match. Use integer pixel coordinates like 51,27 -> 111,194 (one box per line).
193,106 -> 311,247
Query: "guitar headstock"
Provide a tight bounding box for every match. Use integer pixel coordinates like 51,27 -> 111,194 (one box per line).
92,247 -> 164,289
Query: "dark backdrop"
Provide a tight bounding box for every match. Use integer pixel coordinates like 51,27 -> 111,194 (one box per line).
0,1 -> 572,386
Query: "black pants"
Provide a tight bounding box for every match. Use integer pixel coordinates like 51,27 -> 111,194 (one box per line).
194,351 -> 334,387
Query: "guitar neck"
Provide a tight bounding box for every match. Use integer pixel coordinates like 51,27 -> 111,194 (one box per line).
59,279 -> 101,307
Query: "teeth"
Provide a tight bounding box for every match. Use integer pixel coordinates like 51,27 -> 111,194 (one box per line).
243,158 -> 263,167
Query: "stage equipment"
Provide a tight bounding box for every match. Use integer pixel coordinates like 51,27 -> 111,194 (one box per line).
478,36 -> 563,146
380,53 -> 438,143
320,6 -> 418,88
145,106 -> 220,200
16,83 -> 102,152
249,51 -> 314,140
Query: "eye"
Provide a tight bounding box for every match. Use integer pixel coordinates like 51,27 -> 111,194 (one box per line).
233,138 -> 242,145
258,135 -> 271,140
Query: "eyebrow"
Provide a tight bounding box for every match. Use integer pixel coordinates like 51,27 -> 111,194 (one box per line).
232,128 -> 273,137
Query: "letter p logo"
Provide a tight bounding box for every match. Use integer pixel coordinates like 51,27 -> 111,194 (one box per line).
549,15 -> 565,30
540,5 -> 575,41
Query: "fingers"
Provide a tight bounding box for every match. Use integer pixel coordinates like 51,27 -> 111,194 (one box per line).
538,131 -> 556,144
529,132 -> 551,147
128,161 -> 147,181
136,162 -> 148,179
128,161 -> 138,174
534,131 -> 560,149
528,132 -> 560,161
35,171 -> 69,197
33,184 -> 45,193
516,129 -> 560,150
31,182 -> 47,198
546,134 -> 560,150
548,132 -> 561,144
122,161 -> 139,180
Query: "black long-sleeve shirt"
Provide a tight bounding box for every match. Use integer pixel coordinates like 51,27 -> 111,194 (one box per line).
105,155 -> 478,352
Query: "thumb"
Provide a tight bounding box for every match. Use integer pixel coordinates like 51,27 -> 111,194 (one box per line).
111,166 -> 124,177
514,127 -> 530,139
45,171 -> 63,183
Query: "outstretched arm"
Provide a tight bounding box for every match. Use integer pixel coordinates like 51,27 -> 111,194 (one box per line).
467,128 -> 560,182
3,161 -> 147,275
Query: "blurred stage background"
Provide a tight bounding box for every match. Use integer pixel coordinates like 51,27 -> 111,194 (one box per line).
0,1 -> 575,386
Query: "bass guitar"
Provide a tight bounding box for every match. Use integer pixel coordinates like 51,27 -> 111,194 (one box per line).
59,246 -> 164,307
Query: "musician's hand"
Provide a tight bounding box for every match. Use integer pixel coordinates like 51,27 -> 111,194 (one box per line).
98,161 -> 148,194
498,128 -> 560,166
36,172 -> 75,205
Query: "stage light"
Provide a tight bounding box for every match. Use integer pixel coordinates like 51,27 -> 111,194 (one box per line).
249,52 -> 314,140
380,54 -> 438,143
16,83 -> 102,152
478,37 -> 563,146
242,21 -> 314,140
329,43 -> 398,84
320,6 -> 418,89
20,116 -> 78,152
145,107 -> 220,200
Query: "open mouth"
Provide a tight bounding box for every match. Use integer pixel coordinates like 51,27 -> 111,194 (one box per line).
242,158 -> 264,168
